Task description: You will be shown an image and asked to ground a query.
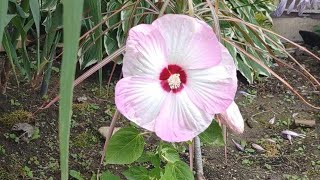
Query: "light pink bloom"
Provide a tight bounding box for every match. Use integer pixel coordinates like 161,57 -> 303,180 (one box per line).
115,14 -> 241,142
216,102 -> 244,134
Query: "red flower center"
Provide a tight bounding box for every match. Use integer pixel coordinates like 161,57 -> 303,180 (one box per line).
159,64 -> 187,93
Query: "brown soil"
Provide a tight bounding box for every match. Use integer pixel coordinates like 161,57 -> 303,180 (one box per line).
0,48 -> 319,180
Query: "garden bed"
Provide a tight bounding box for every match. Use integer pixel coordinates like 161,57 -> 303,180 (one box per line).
0,47 -> 319,179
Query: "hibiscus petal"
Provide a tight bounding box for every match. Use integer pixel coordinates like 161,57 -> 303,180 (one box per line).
217,102 -> 244,134
152,14 -> 221,69
184,44 -> 237,114
123,24 -> 168,78
155,91 -> 213,142
115,76 -> 167,131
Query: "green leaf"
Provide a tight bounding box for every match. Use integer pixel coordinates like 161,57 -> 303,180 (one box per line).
199,121 -> 224,146
149,167 -> 163,179
15,3 -> 29,18
11,15 -> 32,80
160,161 -> 194,180
136,152 -> 161,167
31,127 -> 40,140
78,38 -> 99,69
2,30 -> 21,85
29,0 -> 40,37
106,1 -> 121,27
105,127 -> 145,164
100,171 -> 120,180
175,0 -> 186,13
236,55 -> 253,83
59,0 -> 84,179
90,173 -> 97,180
41,0 -> 58,12
0,0 -> 9,44
23,166 -> 33,178
104,30 -> 119,56
70,170 -> 84,180
84,0 -> 103,89
246,48 -> 270,77
123,166 -> 150,180
160,145 -> 180,163
120,1 -> 134,34
29,0 -> 41,69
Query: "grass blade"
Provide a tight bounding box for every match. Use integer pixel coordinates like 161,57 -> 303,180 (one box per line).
11,16 -> 32,80
40,32 -> 61,97
29,0 -> 41,71
59,0 -> 84,179
0,0 -> 9,44
85,0 -> 103,91
2,30 -> 20,85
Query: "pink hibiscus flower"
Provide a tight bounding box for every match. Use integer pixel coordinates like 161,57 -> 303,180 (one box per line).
115,14 -> 243,142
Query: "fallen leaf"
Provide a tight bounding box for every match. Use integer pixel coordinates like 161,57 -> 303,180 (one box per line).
232,139 -> 245,152
252,143 -> 265,152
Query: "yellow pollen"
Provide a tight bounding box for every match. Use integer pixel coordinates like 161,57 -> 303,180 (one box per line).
168,73 -> 181,89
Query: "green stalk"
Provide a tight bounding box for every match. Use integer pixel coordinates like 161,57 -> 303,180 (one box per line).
40,32 -> 61,97
59,0 -> 84,179
29,0 -> 40,72
0,0 -> 9,44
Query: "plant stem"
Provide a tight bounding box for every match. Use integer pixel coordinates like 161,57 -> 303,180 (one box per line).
223,125 -> 228,163
188,0 -> 194,16
189,141 -> 194,170
158,0 -> 170,17
99,109 -> 120,165
195,136 -> 205,180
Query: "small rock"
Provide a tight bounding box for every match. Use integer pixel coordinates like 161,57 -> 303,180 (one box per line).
11,123 -> 35,138
98,126 -> 120,138
77,95 -> 88,103
268,116 -> 275,125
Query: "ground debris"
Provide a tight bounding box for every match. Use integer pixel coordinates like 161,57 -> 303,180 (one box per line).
11,123 -> 35,138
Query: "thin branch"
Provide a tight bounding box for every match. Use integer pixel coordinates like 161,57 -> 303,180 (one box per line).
189,141 -> 194,170
159,0 -> 171,17
100,110 -> 120,165
188,0 -> 194,16
106,62 -> 117,97
97,110 -> 120,179
224,39 -> 320,110
205,0 -> 220,41
145,0 -> 159,12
